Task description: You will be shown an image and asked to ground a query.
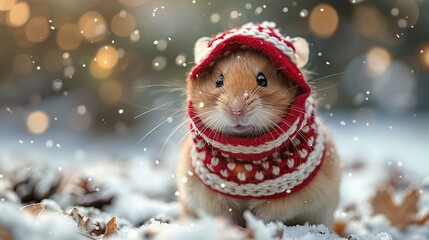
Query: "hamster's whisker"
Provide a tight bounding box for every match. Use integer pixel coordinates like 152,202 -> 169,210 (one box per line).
312,82 -> 339,92
136,109 -> 183,145
134,82 -> 186,96
159,103 -> 186,119
133,83 -> 181,89
134,100 -> 181,119
309,70 -> 349,83
157,117 -> 191,160
176,128 -> 194,153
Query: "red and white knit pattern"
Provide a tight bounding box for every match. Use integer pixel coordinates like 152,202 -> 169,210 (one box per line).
197,21 -> 297,65
189,97 -> 326,199
187,22 -> 324,199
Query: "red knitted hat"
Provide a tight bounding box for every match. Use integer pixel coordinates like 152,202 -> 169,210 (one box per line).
189,21 -> 311,96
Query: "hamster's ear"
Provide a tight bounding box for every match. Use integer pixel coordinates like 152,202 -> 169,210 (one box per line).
291,37 -> 309,68
194,37 -> 211,64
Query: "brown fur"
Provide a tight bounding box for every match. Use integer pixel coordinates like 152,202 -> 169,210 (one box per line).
176,50 -> 341,227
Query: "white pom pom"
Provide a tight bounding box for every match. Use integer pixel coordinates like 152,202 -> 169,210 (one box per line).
291,37 -> 310,68
194,37 -> 211,64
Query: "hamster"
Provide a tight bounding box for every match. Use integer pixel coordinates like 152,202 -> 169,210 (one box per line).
176,22 -> 341,228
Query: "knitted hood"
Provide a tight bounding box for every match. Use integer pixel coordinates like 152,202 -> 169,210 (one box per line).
187,22 -> 325,199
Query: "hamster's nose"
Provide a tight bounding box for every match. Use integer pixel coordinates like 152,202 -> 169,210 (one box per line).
230,99 -> 244,115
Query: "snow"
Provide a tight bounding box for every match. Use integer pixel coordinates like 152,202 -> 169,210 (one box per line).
0,203 -> 82,240
1,95 -> 428,240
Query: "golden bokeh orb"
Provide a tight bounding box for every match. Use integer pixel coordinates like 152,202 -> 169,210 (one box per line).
90,59 -> 113,79
7,2 -> 30,27
366,47 -> 391,76
57,23 -> 82,50
118,0 -> 148,7
24,17 -> 50,43
79,11 -> 108,42
95,45 -> 118,69
111,10 -> 136,37
309,4 -> 339,38
26,110 -> 50,135
420,45 -> 429,69
0,0 -> 16,11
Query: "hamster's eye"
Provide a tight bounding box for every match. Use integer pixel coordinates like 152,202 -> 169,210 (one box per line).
256,72 -> 267,87
215,74 -> 224,88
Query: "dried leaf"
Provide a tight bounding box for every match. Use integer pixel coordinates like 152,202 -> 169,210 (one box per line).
69,208 -> 84,227
22,203 -> 45,216
68,208 -> 119,238
371,185 -> 419,230
411,213 -> 429,226
275,228 -> 284,239
333,221 -> 347,237
104,217 -> 117,237
0,224 -> 13,240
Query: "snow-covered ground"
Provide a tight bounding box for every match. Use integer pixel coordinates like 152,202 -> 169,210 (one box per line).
1,98 -> 428,239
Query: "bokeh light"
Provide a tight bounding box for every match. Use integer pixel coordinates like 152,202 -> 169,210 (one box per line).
118,0 -> 148,7
154,39 -> 168,51
57,23 -> 82,50
95,45 -> 118,69
152,56 -> 167,71
175,53 -> 186,66
210,13 -> 220,23
99,80 -> 123,104
111,10 -> 136,37
420,46 -> 429,69
24,17 -> 50,43
79,11 -> 107,42
90,58 -> 112,79
6,2 -> 29,27
63,65 -> 75,78
366,47 -> 391,76
352,5 -> 385,38
13,53 -> 32,76
0,0 -> 16,11
26,110 -> 50,135
309,4 -> 338,38
130,29 -> 140,42
51,79 -> 63,92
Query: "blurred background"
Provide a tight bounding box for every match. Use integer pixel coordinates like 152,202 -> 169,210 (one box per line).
0,0 -> 428,168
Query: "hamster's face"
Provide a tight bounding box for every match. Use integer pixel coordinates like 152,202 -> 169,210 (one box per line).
189,50 -> 298,137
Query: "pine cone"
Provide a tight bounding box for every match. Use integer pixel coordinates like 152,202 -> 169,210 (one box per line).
69,177 -> 114,209
8,164 -> 62,203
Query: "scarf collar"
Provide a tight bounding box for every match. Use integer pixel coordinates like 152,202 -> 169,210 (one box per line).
188,96 -> 326,199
